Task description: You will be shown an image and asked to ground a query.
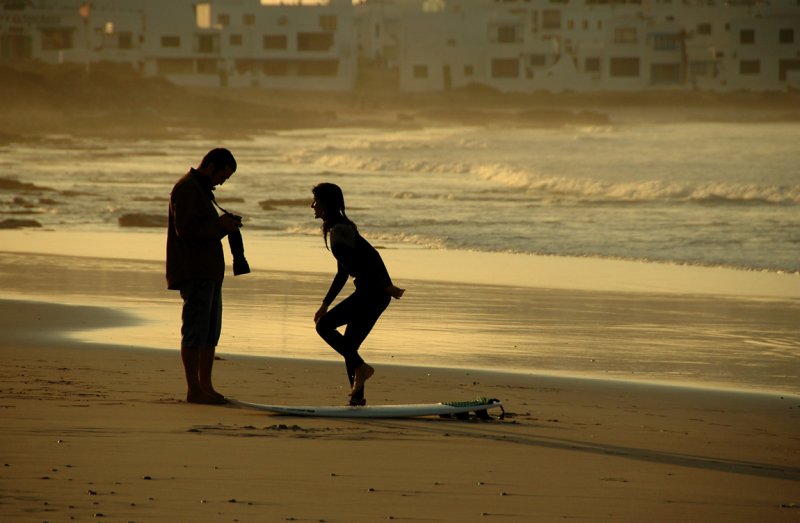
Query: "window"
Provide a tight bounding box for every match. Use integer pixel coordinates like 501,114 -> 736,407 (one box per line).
298,59 -> 338,77
690,62 -> 714,76
118,32 -> 133,49
567,20 -> 574,30
413,65 -> 428,79
196,34 -> 217,53
740,29 -> 755,44
653,34 -> 680,51
230,34 -> 242,46
297,32 -> 333,51
779,59 -> 800,81
614,28 -> 637,44
41,28 -> 73,50
542,10 -> 561,30
422,0 -> 445,13
196,3 -> 211,29
217,14 -> 230,27
585,57 -> 601,73
779,28 -> 794,44
609,57 -> 639,77
581,20 -> 589,30
491,58 -> 519,78
196,58 -> 217,74
497,25 -> 517,43
464,65 -> 474,77
235,59 -> 257,74
650,63 -> 681,84
243,14 -> 256,26
529,54 -> 547,67
263,34 -> 287,50
263,59 -> 289,76
740,60 -> 760,75
320,15 -> 337,32
697,23 -> 711,36
161,35 -> 180,48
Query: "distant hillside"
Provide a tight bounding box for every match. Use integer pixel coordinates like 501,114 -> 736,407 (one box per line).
1,61 -> 798,142
0,61 -> 336,140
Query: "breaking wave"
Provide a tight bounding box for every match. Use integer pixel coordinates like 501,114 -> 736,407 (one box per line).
287,151 -> 799,205
475,165 -> 800,205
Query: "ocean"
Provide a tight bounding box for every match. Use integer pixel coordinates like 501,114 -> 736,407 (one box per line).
3,121 -> 799,272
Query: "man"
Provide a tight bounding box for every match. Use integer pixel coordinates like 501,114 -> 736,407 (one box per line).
166,148 -> 241,405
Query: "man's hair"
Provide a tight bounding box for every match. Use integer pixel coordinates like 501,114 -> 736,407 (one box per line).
200,148 -> 236,172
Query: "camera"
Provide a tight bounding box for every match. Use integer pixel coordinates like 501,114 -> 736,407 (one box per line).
224,213 -> 250,276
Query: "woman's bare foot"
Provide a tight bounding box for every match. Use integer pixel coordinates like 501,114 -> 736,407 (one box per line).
350,363 -> 374,396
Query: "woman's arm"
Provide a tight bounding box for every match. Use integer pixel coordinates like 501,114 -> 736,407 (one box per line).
315,263 -> 348,323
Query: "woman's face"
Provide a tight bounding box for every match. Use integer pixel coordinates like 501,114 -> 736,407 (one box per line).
311,197 -> 326,219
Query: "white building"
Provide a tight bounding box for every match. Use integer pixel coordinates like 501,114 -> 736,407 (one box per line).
396,0 -> 800,93
141,0 -> 356,90
0,1 -> 143,66
1,0 -> 797,93
1,0 -> 357,91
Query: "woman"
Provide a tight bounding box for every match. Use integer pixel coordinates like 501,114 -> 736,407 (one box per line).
312,183 -> 405,406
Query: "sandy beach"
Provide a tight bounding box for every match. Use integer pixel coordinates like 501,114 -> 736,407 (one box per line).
1,301 -> 799,522
1,229 -> 799,522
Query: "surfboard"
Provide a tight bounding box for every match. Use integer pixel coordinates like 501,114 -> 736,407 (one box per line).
230,398 -> 503,419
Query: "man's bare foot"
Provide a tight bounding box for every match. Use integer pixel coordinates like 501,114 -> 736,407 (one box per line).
200,385 -> 225,402
187,391 -> 227,405
350,363 -> 374,396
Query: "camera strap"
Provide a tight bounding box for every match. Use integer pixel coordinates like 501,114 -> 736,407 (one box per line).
211,198 -> 232,216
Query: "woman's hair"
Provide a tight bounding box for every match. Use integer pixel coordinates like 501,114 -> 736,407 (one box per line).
312,183 -> 357,249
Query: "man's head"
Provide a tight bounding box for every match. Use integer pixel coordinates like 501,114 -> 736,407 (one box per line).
199,148 -> 237,187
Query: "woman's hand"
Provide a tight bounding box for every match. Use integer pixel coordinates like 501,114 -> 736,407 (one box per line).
314,303 -> 329,324
386,284 -> 405,299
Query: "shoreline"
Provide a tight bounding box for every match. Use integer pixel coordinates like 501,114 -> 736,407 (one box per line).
2,229 -> 799,299
6,294 -> 795,401
1,230 -> 799,396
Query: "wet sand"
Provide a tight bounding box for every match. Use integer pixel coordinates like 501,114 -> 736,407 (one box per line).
1,229 -> 799,395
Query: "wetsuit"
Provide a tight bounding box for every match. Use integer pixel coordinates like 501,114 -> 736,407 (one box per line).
315,221 -> 393,403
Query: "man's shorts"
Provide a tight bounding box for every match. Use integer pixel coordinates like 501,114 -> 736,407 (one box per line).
179,279 -> 222,349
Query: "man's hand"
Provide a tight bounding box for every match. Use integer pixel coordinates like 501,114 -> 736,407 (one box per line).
219,213 -> 242,233
386,285 -> 405,299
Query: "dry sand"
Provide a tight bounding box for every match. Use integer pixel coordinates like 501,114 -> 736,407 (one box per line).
1,294 -> 799,522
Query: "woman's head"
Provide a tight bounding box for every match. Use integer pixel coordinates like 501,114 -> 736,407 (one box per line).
312,183 -> 356,247
311,182 -> 345,221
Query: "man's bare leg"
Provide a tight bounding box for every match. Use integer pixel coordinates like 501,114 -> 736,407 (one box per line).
182,346 -> 224,404
181,346 -> 205,403
198,345 -> 225,402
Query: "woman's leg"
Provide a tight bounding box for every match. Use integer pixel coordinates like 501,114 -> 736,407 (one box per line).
315,291 -> 390,401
